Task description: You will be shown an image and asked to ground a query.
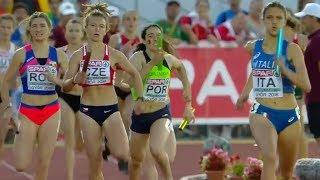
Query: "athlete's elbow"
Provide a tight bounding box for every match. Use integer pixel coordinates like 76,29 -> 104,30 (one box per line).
303,83 -> 311,93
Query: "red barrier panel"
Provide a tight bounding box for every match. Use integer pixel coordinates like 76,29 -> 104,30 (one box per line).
170,47 -> 252,125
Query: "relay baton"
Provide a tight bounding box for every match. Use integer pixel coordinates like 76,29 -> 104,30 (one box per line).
178,108 -> 195,131
82,52 -> 91,73
275,28 -> 284,75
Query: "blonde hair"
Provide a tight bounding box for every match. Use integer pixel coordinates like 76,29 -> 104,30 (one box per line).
82,2 -> 112,28
66,18 -> 86,40
23,12 -> 52,41
0,14 -> 16,28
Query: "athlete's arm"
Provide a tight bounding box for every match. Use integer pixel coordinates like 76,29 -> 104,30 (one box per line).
108,34 -> 118,49
111,48 -> 144,98
1,48 -> 24,107
167,54 -> 192,103
236,41 -> 254,109
168,54 -> 195,121
47,49 -> 68,87
139,50 -> 165,78
280,43 -> 311,92
62,49 -> 82,92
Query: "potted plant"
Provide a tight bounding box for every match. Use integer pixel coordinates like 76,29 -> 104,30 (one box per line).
227,154 -> 245,180
200,147 -> 230,180
244,157 -> 263,180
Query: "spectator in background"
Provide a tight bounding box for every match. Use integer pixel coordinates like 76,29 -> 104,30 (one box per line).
247,0 -> 264,38
179,0 -> 217,45
11,2 -> 30,47
52,1 -> 77,48
103,5 -> 120,44
156,1 -> 187,45
215,0 -> 247,26
49,0 -> 62,27
295,3 -> 320,155
215,12 -> 252,45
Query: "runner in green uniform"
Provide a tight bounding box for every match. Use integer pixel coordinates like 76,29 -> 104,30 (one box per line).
128,24 -> 194,180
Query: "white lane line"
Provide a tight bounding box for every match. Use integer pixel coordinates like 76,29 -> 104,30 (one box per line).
2,161 -> 33,180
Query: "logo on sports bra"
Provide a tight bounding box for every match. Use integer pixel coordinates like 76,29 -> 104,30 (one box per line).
27,64 -> 57,91
143,78 -> 170,102
80,60 -> 111,85
253,52 -> 261,60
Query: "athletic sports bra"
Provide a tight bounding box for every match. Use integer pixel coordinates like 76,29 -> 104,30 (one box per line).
19,44 -> 59,95
80,45 -> 114,87
0,42 -> 15,73
132,51 -> 171,102
251,39 -> 295,98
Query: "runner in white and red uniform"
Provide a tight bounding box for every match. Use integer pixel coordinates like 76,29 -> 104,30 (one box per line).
108,10 -> 141,173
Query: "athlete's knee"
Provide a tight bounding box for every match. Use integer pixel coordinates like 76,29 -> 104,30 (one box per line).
113,146 -> 129,161
168,154 -> 175,163
15,163 -> 29,172
130,157 -> 143,170
280,171 -> 293,180
37,157 -> 51,169
261,151 -> 277,164
150,146 -> 165,160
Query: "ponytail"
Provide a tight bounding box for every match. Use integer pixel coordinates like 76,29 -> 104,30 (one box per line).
135,43 -> 146,53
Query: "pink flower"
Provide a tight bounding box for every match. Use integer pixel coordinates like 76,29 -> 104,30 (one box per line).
199,147 -> 230,171
244,157 -> 263,179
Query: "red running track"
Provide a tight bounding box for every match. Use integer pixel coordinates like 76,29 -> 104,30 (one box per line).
0,141 -> 318,180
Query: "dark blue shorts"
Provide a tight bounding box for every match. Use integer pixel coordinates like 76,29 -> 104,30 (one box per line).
80,104 -> 119,126
130,104 -> 172,134
250,102 -> 300,134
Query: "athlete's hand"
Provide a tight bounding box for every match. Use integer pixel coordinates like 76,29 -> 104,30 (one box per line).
0,105 -> 12,121
121,40 -> 136,55
133,99 -> 144,115
44,71 -> 58,84
150,50 -> 165,66
275,57 -> 286,74
236,95 -> 248,110
183,106 -> 195,123
73,71 -> 87,84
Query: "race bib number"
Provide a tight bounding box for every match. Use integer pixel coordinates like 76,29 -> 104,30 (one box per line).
252,69 -> 283,98
27,65 -> 57,91
0,56 -> 10,73
80,60 -> 111,85
143,78 -> 170,102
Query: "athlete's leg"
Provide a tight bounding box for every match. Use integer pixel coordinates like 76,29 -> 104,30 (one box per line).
142,142 -> 158,180
166,125 -> 177,163
149,118 -> 172,180
278,121 -> 301,179
35,110 -> 61,180
79,112 -> 103,180
60,98 -> 76,180
129,131 -> 149,180
75,112 -> 84,152
249,114 -> 278,180
13,114 -> 38,171
102,112 -> 129,161
0,114 -> 11,161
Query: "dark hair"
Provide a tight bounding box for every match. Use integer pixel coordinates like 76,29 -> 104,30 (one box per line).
82,2 -> 111,27
262,1 -> 287,20
13,2 -> 30,15
135,24 -> 175,54
167,1 -> 180,7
